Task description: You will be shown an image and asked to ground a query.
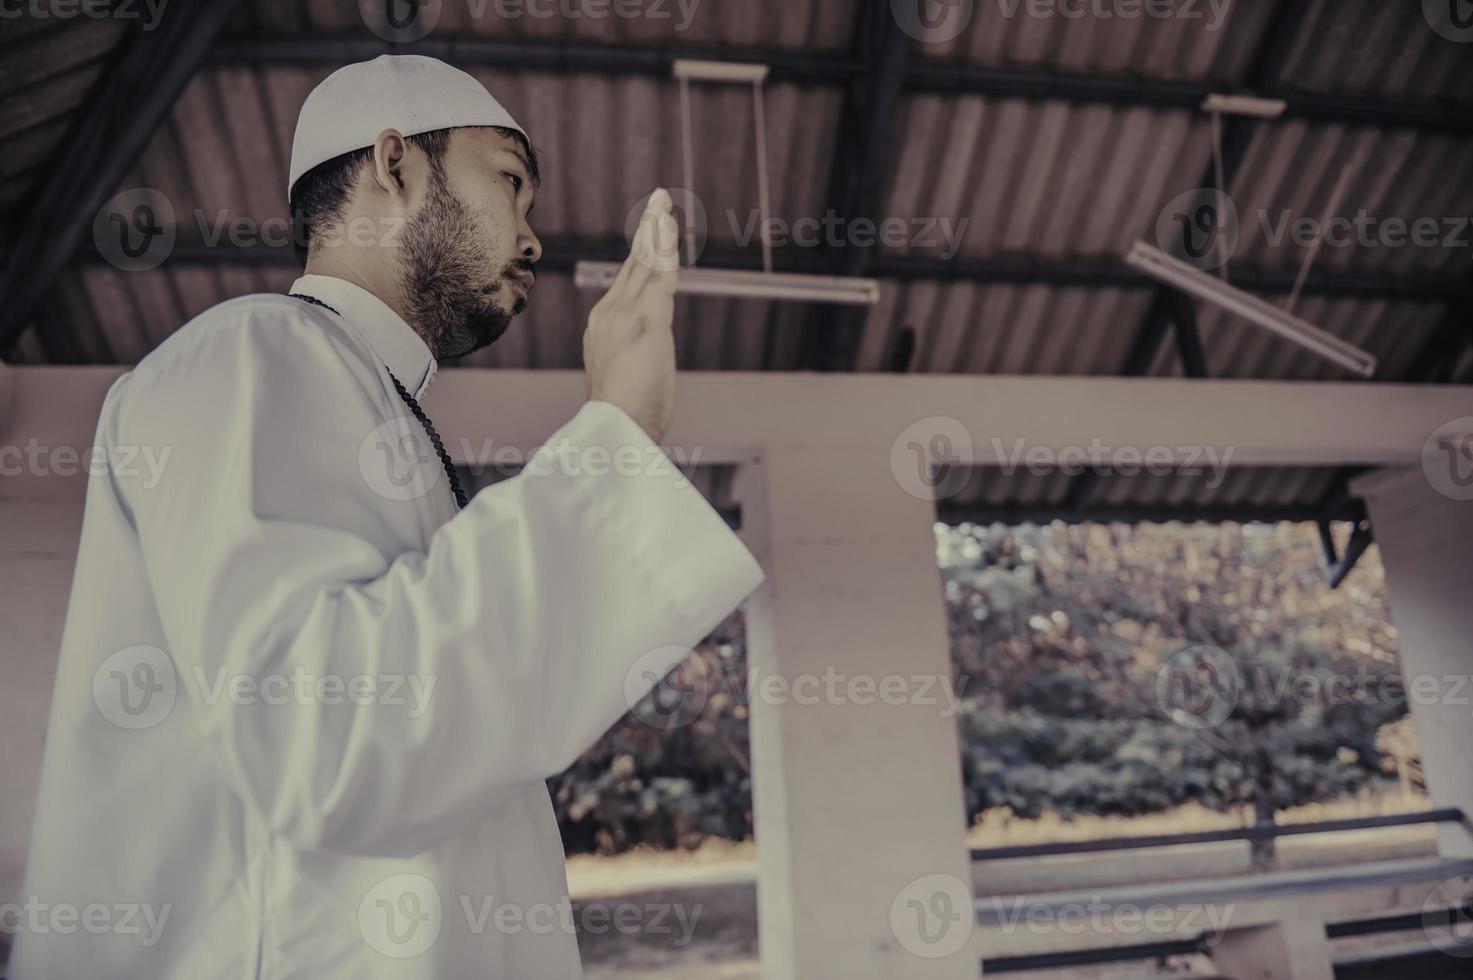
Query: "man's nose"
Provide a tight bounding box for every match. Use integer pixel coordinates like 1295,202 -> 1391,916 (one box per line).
519,228 -> 542,265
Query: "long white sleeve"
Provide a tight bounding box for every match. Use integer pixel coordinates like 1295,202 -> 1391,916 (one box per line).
111,305 -> 763,859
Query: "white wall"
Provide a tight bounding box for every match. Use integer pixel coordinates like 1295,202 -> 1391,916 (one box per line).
6,363 -> 1472,971
0,497 -> 83,904
0,364 -> 101,905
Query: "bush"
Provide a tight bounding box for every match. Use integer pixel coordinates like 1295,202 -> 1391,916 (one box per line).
553,522 -> 1411,854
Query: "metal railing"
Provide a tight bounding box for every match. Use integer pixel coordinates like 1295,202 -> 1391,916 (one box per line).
969,808 -> 1465,862
974,807 -> 1469,975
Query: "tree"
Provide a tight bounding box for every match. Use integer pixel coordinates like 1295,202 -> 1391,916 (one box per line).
945,520 -> 1410,864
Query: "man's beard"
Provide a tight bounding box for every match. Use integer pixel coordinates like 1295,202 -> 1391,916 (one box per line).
398,165 -> 530,360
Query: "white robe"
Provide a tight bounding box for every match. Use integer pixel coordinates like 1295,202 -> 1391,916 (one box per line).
11,274 -> 764,979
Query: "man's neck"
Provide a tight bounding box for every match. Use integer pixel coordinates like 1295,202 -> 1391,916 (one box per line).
302,254 -> 433,356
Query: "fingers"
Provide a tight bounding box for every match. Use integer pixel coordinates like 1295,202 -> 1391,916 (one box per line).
645,188 -> 681,276
611,189 -> 676,298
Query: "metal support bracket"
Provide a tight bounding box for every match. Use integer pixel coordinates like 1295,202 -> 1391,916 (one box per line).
1318,517 -> 1374,590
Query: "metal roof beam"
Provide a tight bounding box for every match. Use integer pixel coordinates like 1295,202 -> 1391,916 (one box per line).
73,237 -> 1473,305
907,63 -> 1473,136
0,0 -> 245,359
1406,300 -> 1473,383
798,3 -> 910,372
211,35 -> 1473,136
212,36 -> 856,84
943,499 -> 1369,528
1168,291 -> 1208,379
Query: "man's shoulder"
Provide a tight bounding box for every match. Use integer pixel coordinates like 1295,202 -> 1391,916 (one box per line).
130,292 -> 378,390
109,293 -> 384,430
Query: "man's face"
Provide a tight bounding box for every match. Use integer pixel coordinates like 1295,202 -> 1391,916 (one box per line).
397,127 -> 541,359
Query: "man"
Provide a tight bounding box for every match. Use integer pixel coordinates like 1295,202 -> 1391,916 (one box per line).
12,55 -> 763,978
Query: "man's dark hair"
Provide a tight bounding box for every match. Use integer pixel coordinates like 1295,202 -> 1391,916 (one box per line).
288,126 -> 539,263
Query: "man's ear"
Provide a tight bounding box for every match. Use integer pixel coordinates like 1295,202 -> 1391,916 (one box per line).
369,129 -> 410,200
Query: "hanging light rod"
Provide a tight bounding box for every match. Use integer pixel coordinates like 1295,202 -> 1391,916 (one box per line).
1125,241 -> 1377,378
574,261 -> 880,306
1201,93 -> 1288,119
672,59 -> 770,84
578,56 -> 882,307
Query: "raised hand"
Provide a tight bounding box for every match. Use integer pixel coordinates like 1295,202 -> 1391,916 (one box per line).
583,188 -> 681,444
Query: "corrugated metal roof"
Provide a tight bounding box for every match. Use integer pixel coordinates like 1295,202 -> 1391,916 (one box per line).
910,0 -> 1277,83
1275,0 -> 1473,103
945,463 -> 1349,525
239,0 -> 858,49
0,15 -> 126,210
4,0 -> 1472,522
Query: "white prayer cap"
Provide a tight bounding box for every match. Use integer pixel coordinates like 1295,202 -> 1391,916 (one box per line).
288,54 -> 527,199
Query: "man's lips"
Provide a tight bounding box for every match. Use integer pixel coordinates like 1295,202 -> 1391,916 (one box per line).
510,270 -> 536,293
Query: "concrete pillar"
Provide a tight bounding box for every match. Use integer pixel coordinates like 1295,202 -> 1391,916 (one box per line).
738,445 -> 976,980
1355,467 -> 1473,859
1210,900 -> 1334,980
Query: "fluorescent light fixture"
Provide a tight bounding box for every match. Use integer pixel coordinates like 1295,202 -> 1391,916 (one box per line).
575,261 -> 880,306
583,58 -> 878,307
1201,93 -> 1288,119
1125,241 -> 1377,378
672,59 -> 770,84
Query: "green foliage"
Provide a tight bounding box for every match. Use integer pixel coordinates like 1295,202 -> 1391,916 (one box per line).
553,522 -> 1412,854
944,521 -> 1408,829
